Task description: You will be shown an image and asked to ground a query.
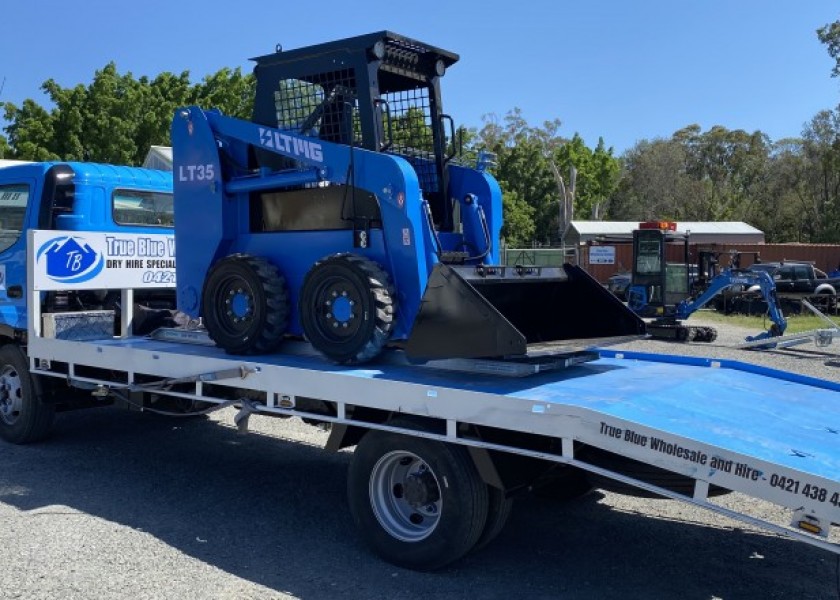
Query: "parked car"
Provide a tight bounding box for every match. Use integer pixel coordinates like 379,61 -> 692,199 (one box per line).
748,262 -> 839,311
716,261 -> 840,314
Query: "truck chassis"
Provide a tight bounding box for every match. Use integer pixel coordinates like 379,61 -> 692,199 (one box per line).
17,231 -> 840,570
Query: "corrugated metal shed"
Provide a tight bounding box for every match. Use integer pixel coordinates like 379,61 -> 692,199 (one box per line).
566,220 -> 765,245
143,146 -> 173,171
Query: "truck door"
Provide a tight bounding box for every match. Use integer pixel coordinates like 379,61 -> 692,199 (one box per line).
792,265 -> 812,294
0,165 -> 77,335
774,266 -> 795,294
0,178 -> 36,332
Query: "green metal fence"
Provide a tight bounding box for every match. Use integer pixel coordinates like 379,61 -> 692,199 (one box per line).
503,248 -> 576,267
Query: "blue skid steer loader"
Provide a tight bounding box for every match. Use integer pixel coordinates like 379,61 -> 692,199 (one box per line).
171,31 -> 643,364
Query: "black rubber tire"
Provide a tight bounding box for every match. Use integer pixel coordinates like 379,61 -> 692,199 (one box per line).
472,485 -> 514,552
347,429 -> 489,571
202,254 -> 289,355
812,291 -> 836,312
299,254 -> 394,364
0,344 -> 55,444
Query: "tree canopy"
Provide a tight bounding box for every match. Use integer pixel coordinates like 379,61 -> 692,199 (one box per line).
469,109 -> 620,245
2,63 -> 254,165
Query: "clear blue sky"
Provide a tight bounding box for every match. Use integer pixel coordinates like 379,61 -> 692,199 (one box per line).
2,0 -> 838,154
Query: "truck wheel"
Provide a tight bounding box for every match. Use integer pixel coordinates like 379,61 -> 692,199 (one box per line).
813,291 -> 836,312
202,255 -> 289,354
299,254 -> 394,364
347,429 -> 489,570
0,344 -> 55,444
472,485 -> 513,552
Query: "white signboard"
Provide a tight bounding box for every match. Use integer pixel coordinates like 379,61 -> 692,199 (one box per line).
32,230 -> 175,291
589,245 -> 615,265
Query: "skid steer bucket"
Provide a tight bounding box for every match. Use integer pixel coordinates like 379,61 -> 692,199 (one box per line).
405,264 -> 645,360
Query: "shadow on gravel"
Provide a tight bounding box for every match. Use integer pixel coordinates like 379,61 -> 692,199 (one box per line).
0,407 -> 835,600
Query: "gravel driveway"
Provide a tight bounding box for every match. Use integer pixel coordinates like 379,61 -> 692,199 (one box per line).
1,322 -> 839,600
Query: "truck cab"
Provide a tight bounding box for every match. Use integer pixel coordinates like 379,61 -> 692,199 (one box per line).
0,162 -> 173,341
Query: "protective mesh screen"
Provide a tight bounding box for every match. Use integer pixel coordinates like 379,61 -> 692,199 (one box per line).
382,86 -> 438,193
273,69 -> 361,146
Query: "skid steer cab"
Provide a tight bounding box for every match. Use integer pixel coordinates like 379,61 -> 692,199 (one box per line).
171,31 -> 643,364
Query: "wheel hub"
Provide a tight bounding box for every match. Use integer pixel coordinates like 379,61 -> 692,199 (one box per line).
0,367 -> 23,425
403,470 -> 440,506
369,451 -> 442,542
331,294 -> 354,324
318,283 -> 359,337
228,288 -> 253,320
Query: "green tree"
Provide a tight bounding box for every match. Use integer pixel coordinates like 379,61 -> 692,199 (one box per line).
2,64 -> 254,165
607,137 -> 699,220
611,124 -> 771,225
818,20 -> 840,78
673,124 -> 770,221
3,99 -> 58,161
500,189 -> 536,246
800,107 -> 840,242
474,108 -> 620,245
744,138 -> 807,242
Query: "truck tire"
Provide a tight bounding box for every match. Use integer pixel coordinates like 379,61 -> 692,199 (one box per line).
299,254 -> 394,364
472,485 -> 514,552
811,290 -> 836,313
347,429 -> 489,570
202,254 -> 289,354
0,344 -> 55,444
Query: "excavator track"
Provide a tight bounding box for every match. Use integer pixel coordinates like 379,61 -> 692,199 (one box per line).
646,321 -> 718,343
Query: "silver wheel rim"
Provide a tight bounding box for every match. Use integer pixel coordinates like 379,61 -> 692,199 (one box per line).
0,365 -> 23,426
369,450 -> 442,542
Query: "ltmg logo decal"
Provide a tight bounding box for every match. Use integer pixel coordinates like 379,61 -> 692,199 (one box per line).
37,236 -> 104,283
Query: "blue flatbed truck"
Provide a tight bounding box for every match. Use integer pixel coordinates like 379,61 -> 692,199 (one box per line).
11,221 -> 840,572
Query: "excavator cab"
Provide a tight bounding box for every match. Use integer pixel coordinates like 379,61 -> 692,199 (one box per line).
628,222 -> 693,316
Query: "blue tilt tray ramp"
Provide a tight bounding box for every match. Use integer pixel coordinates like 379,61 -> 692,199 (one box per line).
29,335 -> 840,553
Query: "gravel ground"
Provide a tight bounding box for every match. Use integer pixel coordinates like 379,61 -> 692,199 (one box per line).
1,325 -> 839,600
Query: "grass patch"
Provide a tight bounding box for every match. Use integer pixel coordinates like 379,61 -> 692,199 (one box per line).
687,309 -> 838,334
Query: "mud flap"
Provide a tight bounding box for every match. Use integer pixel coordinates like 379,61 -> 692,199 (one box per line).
406,264 -> 645,360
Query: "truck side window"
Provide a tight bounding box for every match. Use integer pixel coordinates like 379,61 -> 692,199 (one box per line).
0,183 -> 29,253
112,189 -> 174,227
794,265 -> 810,280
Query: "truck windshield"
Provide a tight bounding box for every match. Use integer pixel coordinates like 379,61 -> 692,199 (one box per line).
113,189 -> 174,227
0,183 -> 29,253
